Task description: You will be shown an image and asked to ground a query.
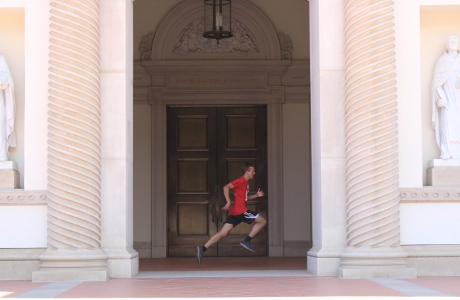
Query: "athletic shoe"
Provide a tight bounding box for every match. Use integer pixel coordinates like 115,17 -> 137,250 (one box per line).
240,240 -> 255,252
196,246 -> 204,264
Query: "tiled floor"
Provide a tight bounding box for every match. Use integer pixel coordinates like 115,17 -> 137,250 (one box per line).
1,258 -> 459,298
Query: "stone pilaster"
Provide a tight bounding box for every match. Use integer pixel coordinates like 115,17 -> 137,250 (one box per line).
338,0 -> 415,278
33,0 -> 108,282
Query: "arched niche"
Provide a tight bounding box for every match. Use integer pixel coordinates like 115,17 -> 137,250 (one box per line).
151,0 -> 282,60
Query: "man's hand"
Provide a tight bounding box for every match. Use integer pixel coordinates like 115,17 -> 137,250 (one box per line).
256,188 -> 265,197
221,203 -> 231,211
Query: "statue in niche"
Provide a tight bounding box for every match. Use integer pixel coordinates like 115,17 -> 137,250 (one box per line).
0,56 -> 16,162
431,35 -> 460,159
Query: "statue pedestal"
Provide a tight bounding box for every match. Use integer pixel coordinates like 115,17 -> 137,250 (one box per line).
426,159 -> 460,186
0,161 -> 19,189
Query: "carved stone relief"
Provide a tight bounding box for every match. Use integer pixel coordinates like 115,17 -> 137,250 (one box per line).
277,33 -> 293,60
172,18 -> 260,55
400,188 -> 460,202
139,32 -> 155,61
139,25 -> 293,60
0,190 -> 47,205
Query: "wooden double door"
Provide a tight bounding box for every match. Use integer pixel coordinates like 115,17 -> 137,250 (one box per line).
167,106 -> 268,257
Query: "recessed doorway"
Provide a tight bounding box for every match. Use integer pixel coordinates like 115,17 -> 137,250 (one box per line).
167,106 -> 268,257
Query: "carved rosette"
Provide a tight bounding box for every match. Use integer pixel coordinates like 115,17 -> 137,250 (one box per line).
48,0 -> 102,249
343,0 -> 399,247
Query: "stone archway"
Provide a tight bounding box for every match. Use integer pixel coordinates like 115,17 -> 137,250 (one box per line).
136,0 -> 307,258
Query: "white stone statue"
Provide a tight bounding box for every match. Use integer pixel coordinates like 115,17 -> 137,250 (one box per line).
0,56 -> 16,162
431,35 -> 460,159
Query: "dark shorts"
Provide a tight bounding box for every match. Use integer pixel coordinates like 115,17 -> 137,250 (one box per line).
224,210 -> 259,227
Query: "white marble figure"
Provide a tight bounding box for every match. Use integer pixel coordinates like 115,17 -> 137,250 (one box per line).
0,56 -> 16,162
431,35 -> 460,159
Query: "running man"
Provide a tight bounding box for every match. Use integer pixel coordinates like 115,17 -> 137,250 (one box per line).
196,163 -> 267,264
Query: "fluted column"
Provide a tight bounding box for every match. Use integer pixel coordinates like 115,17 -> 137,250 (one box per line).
33,0 -> 108,282
338,0 -> 415,278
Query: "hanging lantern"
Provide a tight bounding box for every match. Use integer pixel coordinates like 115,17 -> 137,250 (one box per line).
203,0 -> 232,44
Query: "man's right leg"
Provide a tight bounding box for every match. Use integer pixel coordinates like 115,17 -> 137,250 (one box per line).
197,223 -> 234,264
240,215 -> 267,252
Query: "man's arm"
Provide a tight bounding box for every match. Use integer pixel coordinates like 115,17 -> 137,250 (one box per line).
247,188 -> 265,201
222,183 -> 234,211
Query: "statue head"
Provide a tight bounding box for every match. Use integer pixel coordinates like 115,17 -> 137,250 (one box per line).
446,35 -> 459,51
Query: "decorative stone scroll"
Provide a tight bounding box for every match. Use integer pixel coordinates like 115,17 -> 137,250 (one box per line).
400,188 -> 460,203
139,32 -> 155,61
0,190 -> 47,205
172,18 -> 260,56
277,32 -> 293,60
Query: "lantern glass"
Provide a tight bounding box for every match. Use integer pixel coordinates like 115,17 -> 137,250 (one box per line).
203,0 -> 232,43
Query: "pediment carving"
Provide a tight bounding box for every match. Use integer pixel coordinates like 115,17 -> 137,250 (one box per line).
149,0 -> 283,60
172,18 -> 260,56
139,28 -> 294,61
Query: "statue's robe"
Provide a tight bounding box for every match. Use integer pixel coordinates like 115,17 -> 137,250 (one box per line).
431,52 -> 460,159
0,56 -> 16,161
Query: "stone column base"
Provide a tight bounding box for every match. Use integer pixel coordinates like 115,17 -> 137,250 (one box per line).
339,246 -> 417,279
269,245 -> 284,257
0,161 -> 19,188
307,246 -> 344,276
32,249 -> 108,282
104,248 -> 139,278
426,159 -> 460,186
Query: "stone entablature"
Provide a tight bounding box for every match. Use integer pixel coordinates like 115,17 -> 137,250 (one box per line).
0,190 -> 47,205
400,187 -> 460,202
133,60 -> 310,104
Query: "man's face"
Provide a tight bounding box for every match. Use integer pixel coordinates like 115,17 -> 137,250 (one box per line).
246,167 -> 256,179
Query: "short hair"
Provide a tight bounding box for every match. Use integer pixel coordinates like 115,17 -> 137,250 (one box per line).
446,35 -> 458,48
242,163 -> 254,174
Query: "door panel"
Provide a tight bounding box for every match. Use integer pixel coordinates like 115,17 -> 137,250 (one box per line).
167,107 -> 217,257
167,106 -> 267,257
216,107 -> 267,256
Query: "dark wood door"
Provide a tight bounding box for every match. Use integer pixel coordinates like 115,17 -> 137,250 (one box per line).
167,106 -> 267,257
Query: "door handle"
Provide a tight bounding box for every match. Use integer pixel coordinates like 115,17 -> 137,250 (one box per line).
212,204 -> 215,223
220,205 -> 224,222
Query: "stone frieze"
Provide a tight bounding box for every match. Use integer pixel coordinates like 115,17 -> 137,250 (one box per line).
400,188 -> 460,202
0,190 -> 47,205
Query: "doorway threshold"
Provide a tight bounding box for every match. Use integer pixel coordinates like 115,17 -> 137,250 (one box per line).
137,257 -> 309,278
